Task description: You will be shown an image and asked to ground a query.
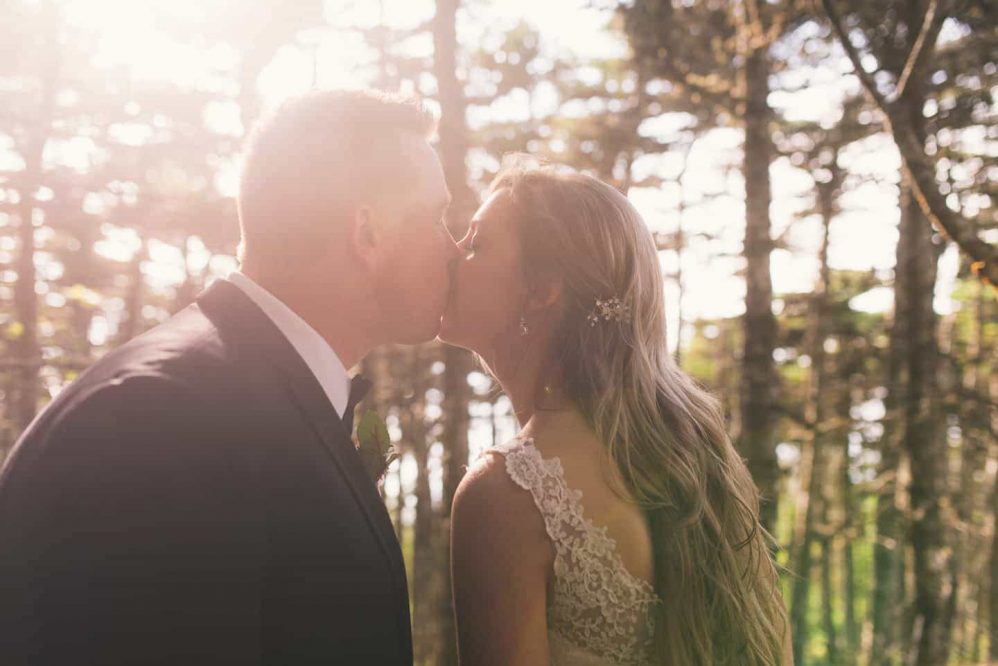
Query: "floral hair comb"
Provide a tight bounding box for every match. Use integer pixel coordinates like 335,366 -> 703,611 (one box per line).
587,297 -> 631,326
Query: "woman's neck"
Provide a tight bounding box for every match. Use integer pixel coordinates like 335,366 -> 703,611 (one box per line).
494,361 -> 542,427
489,335 -> 570,430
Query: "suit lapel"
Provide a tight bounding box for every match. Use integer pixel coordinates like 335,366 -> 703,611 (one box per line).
195,280 -> 408,601
281,375 -> 407,591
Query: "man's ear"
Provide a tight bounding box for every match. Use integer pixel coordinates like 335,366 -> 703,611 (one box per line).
351,204 -> 382,268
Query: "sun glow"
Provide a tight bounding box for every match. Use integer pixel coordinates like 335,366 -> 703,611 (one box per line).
63,0 -> 215,85
14,0 -> 960,352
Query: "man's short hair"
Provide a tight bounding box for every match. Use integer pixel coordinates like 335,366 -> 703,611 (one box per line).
236,89 -> 437,262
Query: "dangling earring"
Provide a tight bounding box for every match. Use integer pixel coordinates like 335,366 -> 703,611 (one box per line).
519,315 -> 529,336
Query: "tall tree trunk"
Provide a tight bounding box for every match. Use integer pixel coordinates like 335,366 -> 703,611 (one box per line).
960,278 -> 996,664
790,464 -> 817,665
363,348 -> 404,536
987,284 -> 998,663
172,237 -> 200,312
394,460 -> 405,541
407,349 -> 437,664
671,140 -> 694,369
840,362 -> 861,663
432,2 -> 476,662
672,215 -> 685,369
14,179 -> 41,430
439,345 -> 471,664
897,76 -> 951,666
13,1 -> 59,431
63,219 -> 99,360
991,461 -> 998,663
716,323 -> 739,432
738,41 -> 779,534
949,277 -> 990,664
843,533 -> 859,662
117,240 -> 147,345
820,535 -> 839,664
790,179 -> 832,664
871,466 -> 904,666
873,179 -> 921,666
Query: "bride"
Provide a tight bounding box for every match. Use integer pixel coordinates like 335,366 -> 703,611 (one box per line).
438,158 -> 792,665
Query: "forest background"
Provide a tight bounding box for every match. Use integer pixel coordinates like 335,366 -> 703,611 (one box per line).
1,0 -> 996,664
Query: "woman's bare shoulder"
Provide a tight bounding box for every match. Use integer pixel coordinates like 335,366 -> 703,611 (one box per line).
452,447 -> 553,563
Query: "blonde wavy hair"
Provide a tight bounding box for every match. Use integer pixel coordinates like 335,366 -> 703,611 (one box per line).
490,157 -> 790,665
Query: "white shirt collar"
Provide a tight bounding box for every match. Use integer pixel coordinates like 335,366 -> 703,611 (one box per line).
226,271 -> 351,419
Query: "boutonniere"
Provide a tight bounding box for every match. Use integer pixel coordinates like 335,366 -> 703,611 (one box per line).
356,409 -> 400,484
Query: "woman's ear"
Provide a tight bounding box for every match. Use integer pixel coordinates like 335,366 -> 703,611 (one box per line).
525,277 -> 563,314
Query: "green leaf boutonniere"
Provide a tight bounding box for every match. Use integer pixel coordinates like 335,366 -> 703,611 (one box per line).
355,409 -> 399,484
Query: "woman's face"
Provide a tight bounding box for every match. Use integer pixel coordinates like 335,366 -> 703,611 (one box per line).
438,188 -> 526,356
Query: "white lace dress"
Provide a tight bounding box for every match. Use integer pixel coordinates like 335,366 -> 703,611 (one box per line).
481,436 -> 661,666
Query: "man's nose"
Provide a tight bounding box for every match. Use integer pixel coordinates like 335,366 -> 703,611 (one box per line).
448,232 -> 466,260
448,243 -> 465,267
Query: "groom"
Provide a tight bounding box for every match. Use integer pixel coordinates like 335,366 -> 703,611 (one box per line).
0,89 -> 459,664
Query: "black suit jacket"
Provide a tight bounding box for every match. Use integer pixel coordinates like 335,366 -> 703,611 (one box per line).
0,279 -> 412,665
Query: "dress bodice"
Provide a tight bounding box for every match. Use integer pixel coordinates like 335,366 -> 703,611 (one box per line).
483,436 -> 661,666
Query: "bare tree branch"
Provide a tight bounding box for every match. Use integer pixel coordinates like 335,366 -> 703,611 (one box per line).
895,0 -> 942,100
745,0 -> 766,45
644,56 -> 740,115
820,0 -> 888,107
820,0 -> 998,287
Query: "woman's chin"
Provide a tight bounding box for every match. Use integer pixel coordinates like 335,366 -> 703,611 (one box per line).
437,316 -> 473,351
436,314 -> 457,344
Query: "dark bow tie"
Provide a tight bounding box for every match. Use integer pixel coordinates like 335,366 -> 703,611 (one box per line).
342,374 -> 372,436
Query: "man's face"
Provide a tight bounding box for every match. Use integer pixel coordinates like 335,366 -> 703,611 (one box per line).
372,136 -> 459,344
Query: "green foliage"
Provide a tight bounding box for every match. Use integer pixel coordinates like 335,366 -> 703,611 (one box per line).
0,1 -> 996,663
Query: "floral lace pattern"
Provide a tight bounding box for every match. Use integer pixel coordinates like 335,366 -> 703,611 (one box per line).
484,436 -> 661,666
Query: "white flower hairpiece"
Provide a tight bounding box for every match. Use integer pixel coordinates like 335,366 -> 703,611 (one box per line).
587,297 -> 631,326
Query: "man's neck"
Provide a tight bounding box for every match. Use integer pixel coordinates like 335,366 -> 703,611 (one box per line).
239,266 -> 375,370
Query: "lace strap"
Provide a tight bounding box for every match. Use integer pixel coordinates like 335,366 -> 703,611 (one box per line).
486,437 -> 661,666
487,437 -> 529,459
485,437 -> 583,551
486,437 -> 660,601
